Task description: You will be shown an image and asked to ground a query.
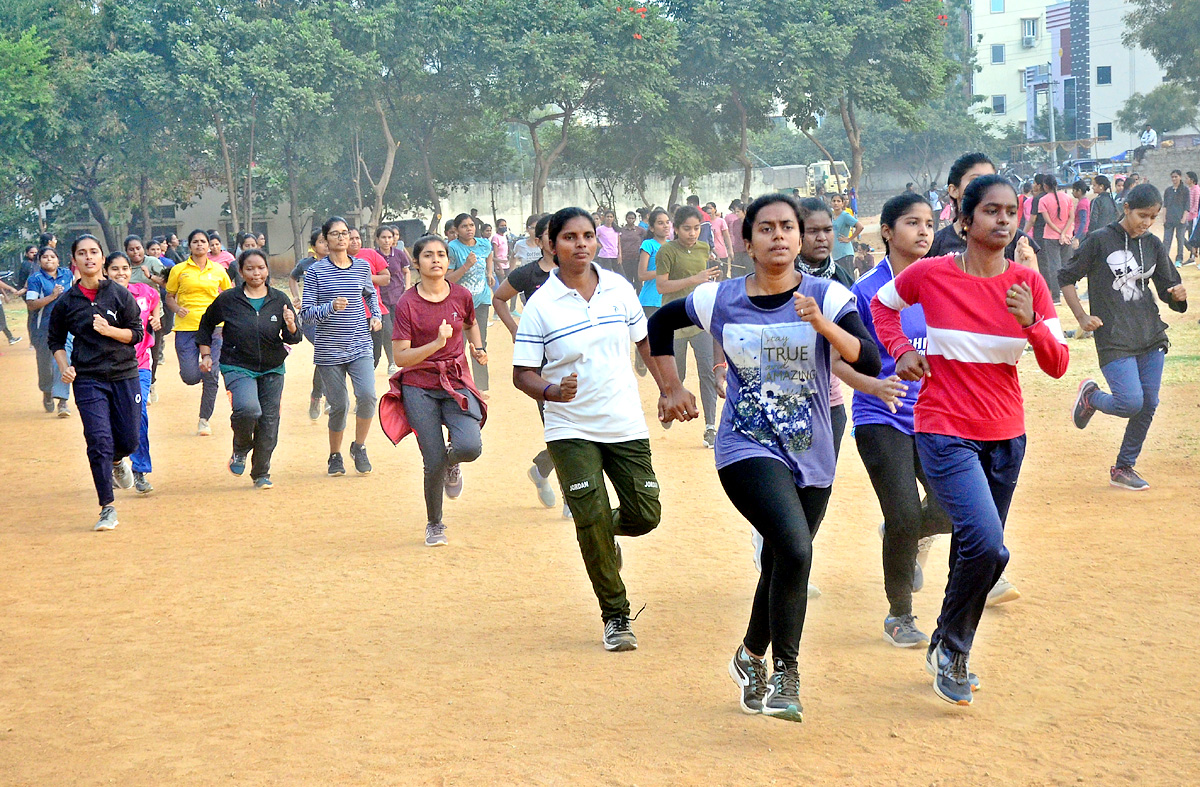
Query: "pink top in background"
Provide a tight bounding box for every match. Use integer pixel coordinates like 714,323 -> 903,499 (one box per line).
491,233 -> 509,262
127,282 -> 160,371
1187,184 -> 1200,223
1038,192 -> 1072,240
726,214 -> 745,253
596,225 -> 620,258
211,250 -> 236,269
710,215 -> 730,258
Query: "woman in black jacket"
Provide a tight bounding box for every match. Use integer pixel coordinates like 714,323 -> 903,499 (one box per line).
48,235 -> 145,531
197,249 -> 302,489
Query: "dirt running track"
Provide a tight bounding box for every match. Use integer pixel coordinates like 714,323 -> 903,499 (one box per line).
1,272 -> 1197,786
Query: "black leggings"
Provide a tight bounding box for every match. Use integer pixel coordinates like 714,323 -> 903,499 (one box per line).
719,457 -> 830,670
855,424 -> 953,617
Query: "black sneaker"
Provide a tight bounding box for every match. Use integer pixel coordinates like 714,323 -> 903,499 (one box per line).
762,661 -> 803,722
1110,465 -> 1149,491
728,645 -> 769,714
349,442 -> 372,474
602,615 -> 637,651
328,452 -> 346,477
1072,379 -> 1100,429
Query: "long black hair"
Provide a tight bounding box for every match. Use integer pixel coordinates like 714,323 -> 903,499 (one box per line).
546,207 -> 596,266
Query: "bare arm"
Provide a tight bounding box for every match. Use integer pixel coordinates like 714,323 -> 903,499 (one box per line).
492,279 -> 520,339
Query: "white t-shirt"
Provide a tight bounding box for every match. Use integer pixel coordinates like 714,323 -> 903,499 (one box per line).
513,263 -> 649,443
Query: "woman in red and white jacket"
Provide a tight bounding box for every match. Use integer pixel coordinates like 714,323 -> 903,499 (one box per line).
871,174 -> 1069,707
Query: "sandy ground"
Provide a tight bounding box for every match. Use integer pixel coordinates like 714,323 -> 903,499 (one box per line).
1,264 -> 1198,786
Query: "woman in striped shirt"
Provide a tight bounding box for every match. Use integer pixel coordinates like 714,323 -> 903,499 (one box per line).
871,174 -> 1069,707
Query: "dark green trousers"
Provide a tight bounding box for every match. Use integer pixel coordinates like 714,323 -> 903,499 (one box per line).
547,438 -> 661,620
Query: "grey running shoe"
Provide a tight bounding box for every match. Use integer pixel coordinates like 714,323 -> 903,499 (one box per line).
926,641 -> 980,691
387,363 -> 399,375
1073,379 -> 1100,429
43,393 -> 53,413
986,573 -> 1021,606
728,645 -> 769,714
807,583 -> 821,599
112,458 -> 134,489
327,452 -> 346,477
133,472 -> 154,495
930,643 -> 974,706
1110,465 -> 1149,491
445,463 -> 463,498
253,476 -> 274,490
603,615 -> 637,652
308,396 -> 321,421
149,384 -> 158,404
349,441 -> 372,474
93,505 -> 118,531
883,614 -> 929,647
425,521 -> 448,547
702,425 -> 716,449
228,452 -> 247,476
527,464 -> 557,508
762,662 -> 803,722
56,399 -> 71,418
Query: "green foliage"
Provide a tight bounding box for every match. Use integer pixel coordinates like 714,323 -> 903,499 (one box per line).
1125,0 -> 1200,96
1116,84 -> 1200,136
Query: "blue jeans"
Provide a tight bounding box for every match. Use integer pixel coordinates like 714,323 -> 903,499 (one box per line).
1090,349 -> 1165,468
175,329 -> 222,420
34,333 -> 73,400
130,368 -> 153,473
917,433 -> 1026,655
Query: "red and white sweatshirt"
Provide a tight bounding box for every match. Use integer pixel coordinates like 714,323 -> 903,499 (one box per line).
870,255 -> 1069,441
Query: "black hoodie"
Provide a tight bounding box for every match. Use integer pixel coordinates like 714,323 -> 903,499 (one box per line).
196,284 -> 302,372
1058,221 -> 1187,366
47,279 -> 143,381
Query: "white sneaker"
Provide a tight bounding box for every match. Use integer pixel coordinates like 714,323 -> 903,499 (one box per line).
387,363 -> 399,375
93,505 -> 118,531
111,458 -> 134,490
986,573 -> 1021,606
197,418 -> 212,436
148,384 -> 158,404
562,502 -> 573,520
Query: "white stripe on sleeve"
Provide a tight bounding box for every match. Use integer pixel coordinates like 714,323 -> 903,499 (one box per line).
689,281 -> 718,332
875,279 -> 910,310
1043,317 -> 1068,344
821,280 -> 855,322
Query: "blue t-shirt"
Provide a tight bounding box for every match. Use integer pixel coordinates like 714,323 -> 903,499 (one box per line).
447,238 -> 493,308
849,258 -> 927,435
637,238 -> 663,308
685,275 -> 856,488
25,268 -> 74,336
833,211 -> 859,259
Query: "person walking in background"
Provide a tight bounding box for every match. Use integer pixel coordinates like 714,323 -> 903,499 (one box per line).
596,210 -> 621,274
165,229 -> 231,436
48,235 -> 145,532
198,248 -> 303,490
830,193 -> 863,275
347,227 -> 392,371
289,229 -> 330,419
490,217 -> 510,291
1162,170 -> 1190,266
378,224 -> 412,375
1032,175 -> 1072,303
1063,183 -> 1188,491
705,201 -> 735,276
618,210 -> 645,284
24,246 -> 74,415
511,215 -> 543,266
725,200 -> 750,277
446,213 -> 494,392
1088,176 -> 1120,235
300,216 -> 381,477
1185,171 -> 1200,265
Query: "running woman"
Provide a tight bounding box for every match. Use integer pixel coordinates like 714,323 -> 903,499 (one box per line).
347,227 -> 392,370
24,246 -> 74,415
299,217 -> 381,477
104,252 -> 161,495
493,214 -> 560,510
1062,183 -> 1187,490
596,210 -> 621,273
871,174 -> 1069,706
446,214 -> 495,392
289,229 -> 329,420
633,208 -> 670,378
844,193 -> 953,647
165,229 -> 232,436
513,207 -> 667,653
388,235 -> 488,546
47,236 -> 145,531
652,194 -> 881,721
377,224 -> 412,375
654,205 -> 722,448
198,248 -> 303,489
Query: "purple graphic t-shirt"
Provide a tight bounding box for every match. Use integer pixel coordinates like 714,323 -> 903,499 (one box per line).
685,276 -> 856,488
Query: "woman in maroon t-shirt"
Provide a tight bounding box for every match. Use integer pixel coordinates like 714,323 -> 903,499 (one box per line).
391,235 -> 489,547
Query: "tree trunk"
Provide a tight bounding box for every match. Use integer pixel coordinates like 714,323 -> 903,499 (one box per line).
244,96 -> 256,234
139,173 -> 152,238
731,92 -> 753,202
363,99 -> 401,239
668,174 -> 685,209
800,128 -> 843,195
419,144 -> 443,234
214,112 -> 240,234
84,190 -> 119,252
284,140 -> 307,268
838,97 -> 863,191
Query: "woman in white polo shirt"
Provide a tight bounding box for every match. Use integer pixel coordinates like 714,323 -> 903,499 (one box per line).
512,207 -> 670,653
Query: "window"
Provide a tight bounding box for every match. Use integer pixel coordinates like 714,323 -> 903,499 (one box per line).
990,0 -> 1004,12
1022,18 -> 1038,38
1097,122 -> 1112,140
991,44 -> 1006,64
992,95 -> 1007,115
1096,66 -> 1112,85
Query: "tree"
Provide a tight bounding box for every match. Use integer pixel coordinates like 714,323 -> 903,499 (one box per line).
1117,83 -> 1200,136
1125,0 -> 1200,96
0,27 -> 53,250
488,0 -> 676,213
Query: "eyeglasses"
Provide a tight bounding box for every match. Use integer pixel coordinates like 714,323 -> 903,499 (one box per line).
326,230 -> 350,239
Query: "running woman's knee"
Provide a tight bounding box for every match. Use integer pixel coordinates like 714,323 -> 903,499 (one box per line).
353,392 -> 377,421
450,430 -> 482,464
179,365 -> 202,386
563,471 -> 609,529
1110,388 -> 1145,417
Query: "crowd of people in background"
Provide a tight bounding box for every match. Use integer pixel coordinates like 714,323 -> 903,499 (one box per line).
2,148 -> 1192,724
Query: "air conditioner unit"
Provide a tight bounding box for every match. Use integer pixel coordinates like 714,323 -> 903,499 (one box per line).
1022,34 -> 1036,48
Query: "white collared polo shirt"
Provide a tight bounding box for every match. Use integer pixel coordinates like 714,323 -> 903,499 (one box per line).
513,263 -> 649,443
